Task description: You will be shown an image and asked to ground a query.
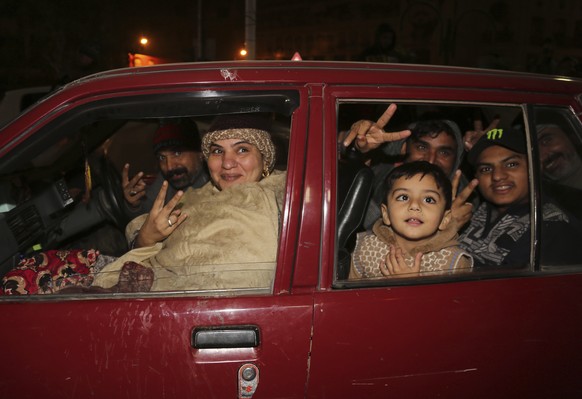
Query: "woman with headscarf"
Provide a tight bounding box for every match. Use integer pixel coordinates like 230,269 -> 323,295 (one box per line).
92,113 -> 286,292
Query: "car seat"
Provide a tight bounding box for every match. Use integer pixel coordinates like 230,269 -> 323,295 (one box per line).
336,156 -> 374,280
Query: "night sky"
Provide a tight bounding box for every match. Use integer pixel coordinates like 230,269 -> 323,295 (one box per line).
0,0 -> 216,89
1,0 -> 581,91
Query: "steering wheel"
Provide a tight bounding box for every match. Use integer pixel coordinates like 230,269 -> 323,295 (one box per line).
96,156 -> 131,229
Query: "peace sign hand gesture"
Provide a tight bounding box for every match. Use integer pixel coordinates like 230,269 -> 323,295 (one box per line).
450,170 -> 478,229
463,117 -> 500,152
342,103 -> 411,153
135,181 -> 188,248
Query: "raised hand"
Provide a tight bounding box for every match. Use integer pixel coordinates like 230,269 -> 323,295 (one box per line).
122,163 -> 147,208
450,169 -> 478,229
463,117 -> 500,151
135,181 -> 188,247
342,103 -> 411,153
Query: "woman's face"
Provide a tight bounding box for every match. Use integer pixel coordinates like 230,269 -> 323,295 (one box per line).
207,138 -> 264,190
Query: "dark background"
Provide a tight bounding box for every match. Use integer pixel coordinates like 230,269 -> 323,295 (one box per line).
1,0 -> 581,91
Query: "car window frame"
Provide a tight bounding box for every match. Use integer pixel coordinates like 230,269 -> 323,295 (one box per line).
0,87 -> 310,301
528,104 -> 582,271
327,94 -> 582,290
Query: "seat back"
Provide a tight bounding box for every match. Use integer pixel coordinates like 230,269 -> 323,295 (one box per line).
336,159 -> 374,279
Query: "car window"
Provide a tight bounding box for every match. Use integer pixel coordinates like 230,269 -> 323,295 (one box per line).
335,100 -> 582,286
0,91 -> 297,297
534,106 -> 582,268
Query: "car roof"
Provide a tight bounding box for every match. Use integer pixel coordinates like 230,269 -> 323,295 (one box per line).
2,60 -> 582,157
71,60 -> 582,97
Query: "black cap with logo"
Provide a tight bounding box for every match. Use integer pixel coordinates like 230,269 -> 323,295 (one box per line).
467,125 -> 527,165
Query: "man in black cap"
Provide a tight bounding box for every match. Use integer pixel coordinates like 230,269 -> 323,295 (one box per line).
458,125 -> 582,268
122,119 -> 208,219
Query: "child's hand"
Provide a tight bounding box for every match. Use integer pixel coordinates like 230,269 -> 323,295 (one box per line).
380,245 -> 422,277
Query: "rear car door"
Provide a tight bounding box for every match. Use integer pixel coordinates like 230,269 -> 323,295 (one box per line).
0,82 -> 315,398
306,82 -> 582,398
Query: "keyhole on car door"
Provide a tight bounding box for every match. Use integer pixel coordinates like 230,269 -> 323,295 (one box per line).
238,363 -> 259,398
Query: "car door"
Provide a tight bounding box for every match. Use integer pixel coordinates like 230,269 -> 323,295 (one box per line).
306,84 -> 582,398
0,84 -> 316,398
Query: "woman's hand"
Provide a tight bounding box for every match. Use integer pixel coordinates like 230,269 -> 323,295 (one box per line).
135,181 -> 188,247
380,244 -> 422,277
342,103 -> 411,153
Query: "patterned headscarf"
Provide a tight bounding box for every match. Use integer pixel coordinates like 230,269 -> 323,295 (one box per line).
202,114 -> 276,173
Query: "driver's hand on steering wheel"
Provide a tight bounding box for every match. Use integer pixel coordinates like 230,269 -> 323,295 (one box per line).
122,163 -> 147,208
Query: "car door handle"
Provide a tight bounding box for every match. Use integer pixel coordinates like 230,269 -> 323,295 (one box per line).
192,325 -> 260,349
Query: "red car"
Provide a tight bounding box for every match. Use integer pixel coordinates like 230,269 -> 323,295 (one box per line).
1,61 -> 581,398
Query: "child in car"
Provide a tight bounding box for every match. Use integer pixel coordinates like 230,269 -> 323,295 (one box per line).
349,161 -> 473,279
459,124 -> 582,268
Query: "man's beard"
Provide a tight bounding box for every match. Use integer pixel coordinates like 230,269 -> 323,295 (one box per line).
164,167 -> 192,190
543,151 -> 582,190
543,151 -> 579,182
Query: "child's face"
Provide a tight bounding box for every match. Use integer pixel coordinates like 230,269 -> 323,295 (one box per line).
381,174 -> 450,244
474,145 -> 529,214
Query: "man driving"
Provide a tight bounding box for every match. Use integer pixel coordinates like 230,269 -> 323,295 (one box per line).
122,119 -> 209,219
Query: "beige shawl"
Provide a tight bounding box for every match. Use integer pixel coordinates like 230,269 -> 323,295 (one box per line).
349,218 -> 473,279
93,171 -> 286,291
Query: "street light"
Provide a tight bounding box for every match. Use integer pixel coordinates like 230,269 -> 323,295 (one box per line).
129,36 -> 152,67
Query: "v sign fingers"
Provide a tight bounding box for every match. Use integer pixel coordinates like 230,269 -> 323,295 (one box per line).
375,103 -> 399,130
135,182 -> 186,248
451,178 -> 478,229
343,103 -> 410,153
343,119 -> 374,150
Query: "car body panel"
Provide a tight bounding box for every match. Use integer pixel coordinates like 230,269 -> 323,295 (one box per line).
0,294 -> 314,398
308,275 -> 582,398
315,74 -> 582,398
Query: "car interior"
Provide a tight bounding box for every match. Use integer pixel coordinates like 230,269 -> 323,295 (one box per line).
334,101 -> 582,284
0,91 -> 297,290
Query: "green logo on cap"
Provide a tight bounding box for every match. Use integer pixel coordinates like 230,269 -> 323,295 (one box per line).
487,128 -> 503,140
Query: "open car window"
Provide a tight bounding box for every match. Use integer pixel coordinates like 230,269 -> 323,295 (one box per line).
0,90 -> 298,297
334,101 -> 582,288
534,106 -> 582,269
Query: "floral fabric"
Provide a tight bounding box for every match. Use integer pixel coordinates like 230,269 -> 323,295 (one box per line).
1,249 -> 101,295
